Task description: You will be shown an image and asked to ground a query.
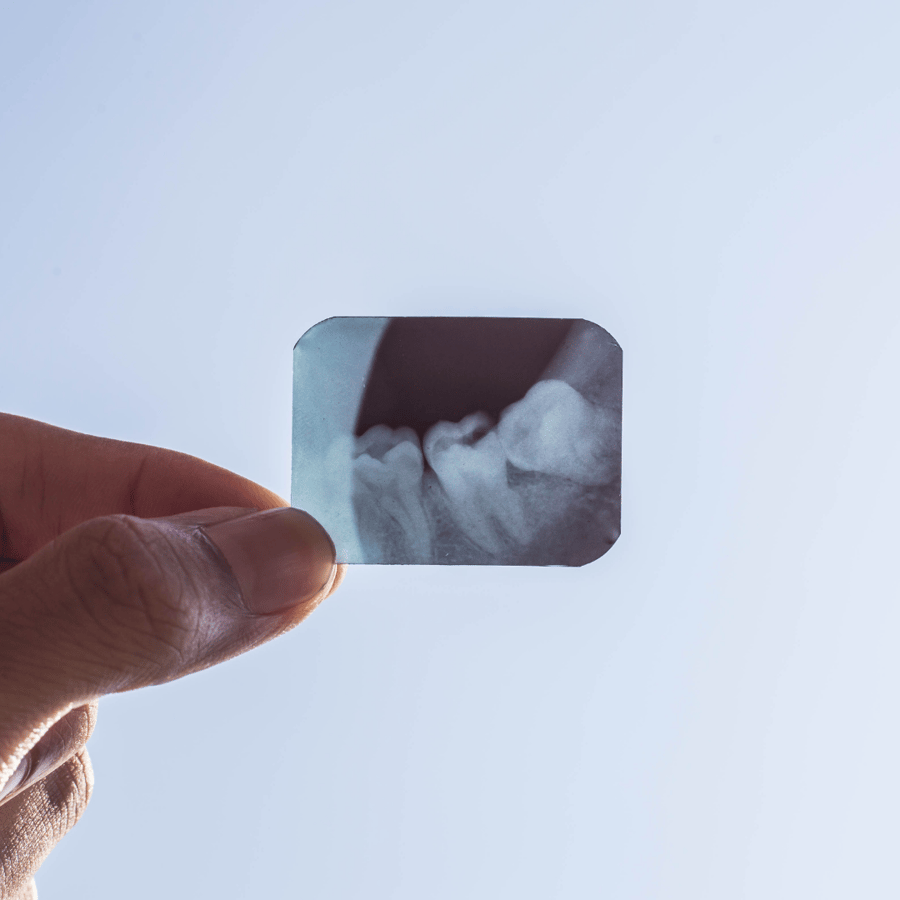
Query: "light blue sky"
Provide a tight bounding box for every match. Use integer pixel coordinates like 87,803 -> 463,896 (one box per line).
2,2 -> 899,898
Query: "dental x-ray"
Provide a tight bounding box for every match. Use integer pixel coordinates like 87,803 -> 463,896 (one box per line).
291,317 -> 622,566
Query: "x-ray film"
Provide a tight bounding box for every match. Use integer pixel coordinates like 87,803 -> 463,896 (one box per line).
292,317 -> 622,566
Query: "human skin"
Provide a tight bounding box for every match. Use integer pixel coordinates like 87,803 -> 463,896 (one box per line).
0,414 -> 344,898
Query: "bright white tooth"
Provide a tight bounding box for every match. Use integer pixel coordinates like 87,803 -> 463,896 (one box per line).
498,380 -> 619,486
424,418 -> 529,554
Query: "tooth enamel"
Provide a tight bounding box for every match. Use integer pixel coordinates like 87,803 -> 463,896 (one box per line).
423,412 -> 492,457
497,379 -> 619,486
355,425 -> 420,461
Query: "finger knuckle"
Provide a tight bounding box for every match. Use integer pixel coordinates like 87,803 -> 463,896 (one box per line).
60,516 -> 199,675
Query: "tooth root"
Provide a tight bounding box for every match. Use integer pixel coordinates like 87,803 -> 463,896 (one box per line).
431,448 -> 503,553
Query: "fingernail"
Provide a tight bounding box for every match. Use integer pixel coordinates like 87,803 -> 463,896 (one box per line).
0,705 -> 95,804
203,508 -> 336,615
0,752 -> 31,803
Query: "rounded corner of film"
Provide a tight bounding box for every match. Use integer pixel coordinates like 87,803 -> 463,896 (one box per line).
292,317 -> 621,567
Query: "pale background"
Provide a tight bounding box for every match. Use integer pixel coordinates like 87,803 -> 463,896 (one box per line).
2,2 -> 899,898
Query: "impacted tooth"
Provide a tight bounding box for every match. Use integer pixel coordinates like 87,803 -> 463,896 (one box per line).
498,380 -> 619,485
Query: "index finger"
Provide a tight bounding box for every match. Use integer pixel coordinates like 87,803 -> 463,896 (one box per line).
0,414 -> 286,568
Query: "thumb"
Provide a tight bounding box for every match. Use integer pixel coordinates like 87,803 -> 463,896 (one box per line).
0,506 -> 337,789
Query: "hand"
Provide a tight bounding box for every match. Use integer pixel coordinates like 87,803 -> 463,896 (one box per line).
0,414 -> 343,898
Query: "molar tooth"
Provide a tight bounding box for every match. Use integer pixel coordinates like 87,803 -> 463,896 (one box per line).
423,416 -> 529,554
352,425 -> 431,562
498,380 -> 619,486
